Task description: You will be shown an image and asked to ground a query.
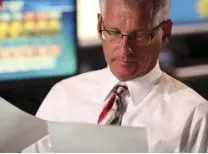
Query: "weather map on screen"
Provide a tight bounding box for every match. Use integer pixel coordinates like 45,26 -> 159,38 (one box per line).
0,0 -> 77,81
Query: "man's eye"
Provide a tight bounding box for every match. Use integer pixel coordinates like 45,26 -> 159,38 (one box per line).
108,31 -> 120,35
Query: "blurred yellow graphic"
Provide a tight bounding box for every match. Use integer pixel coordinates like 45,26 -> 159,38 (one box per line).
9,21 -> 23,38
0,22 -> 9,39
197,0 -> 208,17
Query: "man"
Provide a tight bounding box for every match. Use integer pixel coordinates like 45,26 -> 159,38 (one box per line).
24,0 -> 208,152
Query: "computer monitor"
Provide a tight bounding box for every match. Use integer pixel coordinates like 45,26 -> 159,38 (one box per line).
171,0 -> 208,35
0,0 -> 77,81
77,0 -> 208,46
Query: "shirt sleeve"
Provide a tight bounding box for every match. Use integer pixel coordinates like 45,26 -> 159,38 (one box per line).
36,83 -> 67,121
177,102 -> 208,153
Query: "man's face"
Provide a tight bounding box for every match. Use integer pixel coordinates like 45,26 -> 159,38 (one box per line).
97,0 -> 172,81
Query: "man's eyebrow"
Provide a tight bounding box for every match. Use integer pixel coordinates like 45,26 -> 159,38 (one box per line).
131,28 -> 150,34
104,25 -> 120,31
102,21 -> 120,31
103,23 -> 150,33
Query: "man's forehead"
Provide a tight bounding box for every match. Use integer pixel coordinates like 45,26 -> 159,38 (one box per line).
104,0 -> 152,13
104,0 -> 153,19
103,0 -> 153,30
104,0 -> 146,4
104,0 -> 150,8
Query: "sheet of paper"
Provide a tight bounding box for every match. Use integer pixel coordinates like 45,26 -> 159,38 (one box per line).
47,122 -> 148,153
0,98 -> 48,152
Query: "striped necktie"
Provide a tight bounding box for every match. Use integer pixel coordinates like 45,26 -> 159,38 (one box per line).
97,84 -> 128,125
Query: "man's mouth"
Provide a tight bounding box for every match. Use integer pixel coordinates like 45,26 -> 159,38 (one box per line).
115,60 -> 135,65
116,59 -> 135,63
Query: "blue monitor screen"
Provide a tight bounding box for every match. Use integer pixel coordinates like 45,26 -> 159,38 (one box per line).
170,0 -> 208,24
171,0 -> 208,24
0,0 -> 77,81
170,0 -> 208,34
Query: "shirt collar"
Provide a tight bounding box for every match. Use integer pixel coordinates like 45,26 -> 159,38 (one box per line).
126,61 -> 162,106
100,60 -> 162,106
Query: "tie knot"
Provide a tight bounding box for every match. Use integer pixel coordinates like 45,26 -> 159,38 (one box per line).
114,84 -> 128,96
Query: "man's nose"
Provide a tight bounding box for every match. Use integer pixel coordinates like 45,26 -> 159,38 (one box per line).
119,36 -> 130,54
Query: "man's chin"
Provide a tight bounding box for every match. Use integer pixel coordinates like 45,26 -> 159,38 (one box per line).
112,68 -> 137,81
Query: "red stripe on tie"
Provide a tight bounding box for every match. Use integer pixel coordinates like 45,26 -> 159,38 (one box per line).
97,84 -> 128,124
97,93 -> 117,124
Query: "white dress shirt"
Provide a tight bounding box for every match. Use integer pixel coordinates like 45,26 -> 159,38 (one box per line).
23,62 -> 208,153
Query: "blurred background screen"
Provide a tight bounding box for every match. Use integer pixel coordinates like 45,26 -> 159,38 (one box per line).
77,0 -> 208,47
171,0 -> 208,34
77,0 -> 100,46
0,0 -> 77,81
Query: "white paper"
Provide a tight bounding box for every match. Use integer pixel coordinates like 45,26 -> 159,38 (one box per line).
47,122 -> 148,153
0,98 -> 148,152
0,98 -> 48,152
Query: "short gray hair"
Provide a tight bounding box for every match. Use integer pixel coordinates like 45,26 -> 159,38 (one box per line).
99,0 -> 170,26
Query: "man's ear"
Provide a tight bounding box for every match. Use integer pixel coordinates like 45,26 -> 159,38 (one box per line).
161,20 -> 173,46
97,13 -> 102,40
